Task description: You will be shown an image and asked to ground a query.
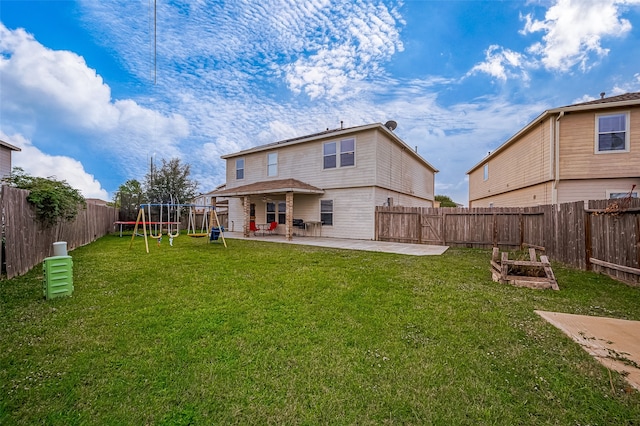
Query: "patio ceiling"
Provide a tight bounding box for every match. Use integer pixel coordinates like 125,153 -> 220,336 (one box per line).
210,178 -> 324,197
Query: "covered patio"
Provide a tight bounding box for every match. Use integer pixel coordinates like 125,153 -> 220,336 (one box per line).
211,178 -> 324,241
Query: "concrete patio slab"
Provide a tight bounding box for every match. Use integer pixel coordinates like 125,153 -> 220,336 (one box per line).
536,310 -> 640,391
221,232 -> 448,256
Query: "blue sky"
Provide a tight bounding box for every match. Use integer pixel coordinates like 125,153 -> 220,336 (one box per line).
1,0 -> 640,205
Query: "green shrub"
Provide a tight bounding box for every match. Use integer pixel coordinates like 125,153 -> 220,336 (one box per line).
2,167 -> 86,226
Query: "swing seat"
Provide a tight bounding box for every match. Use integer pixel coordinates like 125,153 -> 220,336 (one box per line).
210,226 -> 224,241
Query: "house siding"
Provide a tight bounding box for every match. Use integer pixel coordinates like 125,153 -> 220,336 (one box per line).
469,182 -> 553,207
559,107 -> 640,180
557,178 -> 640,203
221,124 -> 436,240
320,187 -> 376,239
374,130 -> 434,201
469,118 -> 552,203
226,130 -> 378,190
1,146 -> 12,178
469,96 -> 640,207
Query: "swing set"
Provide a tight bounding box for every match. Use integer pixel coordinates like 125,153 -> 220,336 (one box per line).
129,203 -> 226,253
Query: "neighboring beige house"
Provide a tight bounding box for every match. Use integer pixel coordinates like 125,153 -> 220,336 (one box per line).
192,184 -> 228,213
1,139 -> 21,179
467,92 -> 640,207
212,122 -> 438,240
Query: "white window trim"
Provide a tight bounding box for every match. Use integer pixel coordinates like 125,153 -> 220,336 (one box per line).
235,158 -> 245,180
267,152 -> 278,177
483,164 -> 488,181
320,199 -> 333,226
323,138 -> 356,169
595,111 -> 630,154
339,138 -> 356,168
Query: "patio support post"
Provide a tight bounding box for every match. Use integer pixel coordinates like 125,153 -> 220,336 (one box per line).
243,195 -> 250,237
286,191 -> 293,241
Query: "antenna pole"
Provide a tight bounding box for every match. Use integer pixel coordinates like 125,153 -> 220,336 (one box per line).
154,0 -> 157,84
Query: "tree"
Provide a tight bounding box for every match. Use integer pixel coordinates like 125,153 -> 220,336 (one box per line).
2,167 -> 86,227
144,158 -> 198,204
114,179 -> 146,221
435,195 -> 458,207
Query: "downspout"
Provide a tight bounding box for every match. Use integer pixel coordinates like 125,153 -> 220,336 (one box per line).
552,111 -> 564,204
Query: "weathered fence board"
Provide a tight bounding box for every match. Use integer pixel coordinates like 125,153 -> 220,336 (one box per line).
2,185 -> 119,279
376,198 -> 640,286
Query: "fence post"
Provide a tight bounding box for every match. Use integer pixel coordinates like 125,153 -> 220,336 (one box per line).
584,207 -> 592,271
492,212 -> 498,247
417,208 -> 422,244
519,213 -> 524,248
441,210 -> 447,246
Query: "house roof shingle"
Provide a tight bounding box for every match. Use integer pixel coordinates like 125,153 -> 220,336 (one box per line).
211,178 -> 324,197
562,91 -> 640,108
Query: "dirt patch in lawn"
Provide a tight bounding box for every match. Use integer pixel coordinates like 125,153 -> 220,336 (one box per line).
536,310 -> 640,392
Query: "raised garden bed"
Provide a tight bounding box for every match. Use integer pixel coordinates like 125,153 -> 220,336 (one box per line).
491,246 -> 559,290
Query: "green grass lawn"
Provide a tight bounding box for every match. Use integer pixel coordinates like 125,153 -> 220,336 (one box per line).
1,234 -> 640,425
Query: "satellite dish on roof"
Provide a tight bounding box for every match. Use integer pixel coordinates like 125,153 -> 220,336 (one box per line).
384,120 -> 397,131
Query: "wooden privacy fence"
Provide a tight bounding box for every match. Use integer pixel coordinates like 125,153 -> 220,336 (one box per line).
1,185 -> 119,279
376,199 -> 640,286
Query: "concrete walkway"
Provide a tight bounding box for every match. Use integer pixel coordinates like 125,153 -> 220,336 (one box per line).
221,232 -> 448,256
536,310 -> 640,391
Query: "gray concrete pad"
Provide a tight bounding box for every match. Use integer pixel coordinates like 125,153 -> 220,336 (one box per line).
536,310 -> 640,391
222,232 -> 448,256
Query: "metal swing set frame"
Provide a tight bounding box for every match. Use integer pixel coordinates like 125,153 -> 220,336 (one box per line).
129,203 -> 226,253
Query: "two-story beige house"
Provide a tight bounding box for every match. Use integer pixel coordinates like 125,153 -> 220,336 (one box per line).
212,122 -> 438,240
467,92 -> 640,207
1,139 -> 21,179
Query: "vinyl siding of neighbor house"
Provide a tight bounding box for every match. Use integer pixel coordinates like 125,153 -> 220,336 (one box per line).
1,146 -> 13,177
469,118 -> 552,205
469,182 -> 554,207
557,178 -> 640,203
558,108 -> 640,180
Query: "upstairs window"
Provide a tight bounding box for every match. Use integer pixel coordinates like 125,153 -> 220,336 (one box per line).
340,138 -> 355,167
483,164 -> 489,181
267,152 -> 278,177
596,112 -> 629,153
236,158 -> 245,180
323,142 -> 337,169
323,138 -> 355,169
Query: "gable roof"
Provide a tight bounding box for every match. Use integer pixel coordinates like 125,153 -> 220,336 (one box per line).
211,178 -> 324,197
467,92 -> 640,174
562,92 -> 640,108
221,122 -> 439,173
0,139 -> 21,151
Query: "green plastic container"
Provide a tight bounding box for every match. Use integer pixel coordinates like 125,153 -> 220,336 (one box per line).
42,256 -> 74,300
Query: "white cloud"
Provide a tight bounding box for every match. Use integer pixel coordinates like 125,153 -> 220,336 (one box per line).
468,45 -> 529,82
469,0 -> 640,81
3,132 -> 110,200
0,22 -> 189,186
521,0 -> 637,72
0,24 -> 116,131
280,2 -> 404,99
